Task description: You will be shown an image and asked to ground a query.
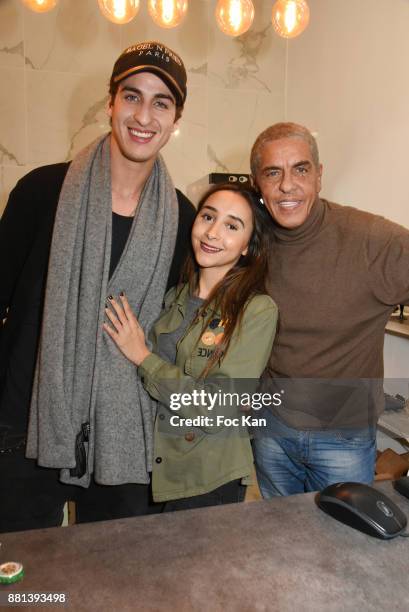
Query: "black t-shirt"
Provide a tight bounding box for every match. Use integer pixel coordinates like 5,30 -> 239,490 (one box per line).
109,212 -> 133,279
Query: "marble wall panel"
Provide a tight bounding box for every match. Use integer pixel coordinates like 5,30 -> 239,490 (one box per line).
0,0 -> 24,69
207,87 -> 284,174
0,67 -> 27,166
208,0 -> 286,95
26,70 -> 110,164
23,0 -> 122,74
0,0 -> 288,209
162,85 -> 208,192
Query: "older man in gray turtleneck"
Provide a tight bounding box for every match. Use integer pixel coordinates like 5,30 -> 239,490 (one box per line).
251,122 -> 409,497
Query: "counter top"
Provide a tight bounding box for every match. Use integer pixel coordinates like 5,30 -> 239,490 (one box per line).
1,482 -> 409,611
378,409 -> 409,441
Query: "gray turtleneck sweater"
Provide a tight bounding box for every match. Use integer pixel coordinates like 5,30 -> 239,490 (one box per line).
264,198 -> 409,429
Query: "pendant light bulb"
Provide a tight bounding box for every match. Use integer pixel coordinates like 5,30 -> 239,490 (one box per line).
215,0 -> 255,37
148,0 -> 188,29
21,0 -> 58,13
271,0 -> 310,38
98,0 -> 140,25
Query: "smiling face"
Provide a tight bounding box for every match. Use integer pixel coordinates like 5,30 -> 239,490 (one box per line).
108,71 -> 179,168
254,137 -> 323,229
191,190 -> 254,280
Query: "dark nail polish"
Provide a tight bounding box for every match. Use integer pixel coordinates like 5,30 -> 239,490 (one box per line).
108,295 -> 113,300
120,291 -> 124,297
105,303 -> 109,309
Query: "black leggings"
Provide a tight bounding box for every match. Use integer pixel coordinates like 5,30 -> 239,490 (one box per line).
0,440 -> 245,532
161,479 -> 246,513
0,443 -> 157,533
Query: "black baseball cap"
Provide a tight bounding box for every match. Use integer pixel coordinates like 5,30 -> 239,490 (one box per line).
111,41 -> 187,107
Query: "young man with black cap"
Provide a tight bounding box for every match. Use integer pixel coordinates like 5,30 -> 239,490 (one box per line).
0,42 -> 195,532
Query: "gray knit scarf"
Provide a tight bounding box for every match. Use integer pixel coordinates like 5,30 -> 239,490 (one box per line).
26,134 -> 178,487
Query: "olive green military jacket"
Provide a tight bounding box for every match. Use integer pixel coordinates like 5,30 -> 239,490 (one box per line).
138,283 -> 278,502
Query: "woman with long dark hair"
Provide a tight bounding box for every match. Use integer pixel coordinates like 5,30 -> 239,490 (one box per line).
104,184 -> 278,510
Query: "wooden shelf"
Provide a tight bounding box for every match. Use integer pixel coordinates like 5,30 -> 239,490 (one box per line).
385,308 -> 409,339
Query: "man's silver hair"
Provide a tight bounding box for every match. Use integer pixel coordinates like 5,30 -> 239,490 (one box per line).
250,122 -> 320,176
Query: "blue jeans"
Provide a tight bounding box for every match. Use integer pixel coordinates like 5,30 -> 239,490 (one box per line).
252,410 -> 376,497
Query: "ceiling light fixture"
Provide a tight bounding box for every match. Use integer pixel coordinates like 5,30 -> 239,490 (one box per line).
148,0 -> 188,29
21,0 -> 58,13
215,0 -> 255,37
271,0 -> 310,39
22,0 -> 311,39
97,0 -> 140,25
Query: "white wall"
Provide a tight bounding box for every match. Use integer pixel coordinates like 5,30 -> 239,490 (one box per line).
384,333 -> 409,397
286,0 -> 409,228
